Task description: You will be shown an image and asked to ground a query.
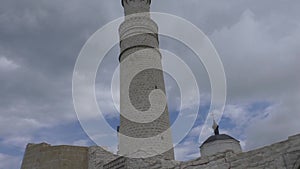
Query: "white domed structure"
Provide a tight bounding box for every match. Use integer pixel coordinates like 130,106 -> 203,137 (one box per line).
200,120 -> 242,157
200,134 -> 242,157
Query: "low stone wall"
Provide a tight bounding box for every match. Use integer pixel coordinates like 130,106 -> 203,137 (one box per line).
111,134 -> 300,169
21,134 -> 300,169
227,134 -> 300,169
21,143 -> 88,169
88,146 -> 118,169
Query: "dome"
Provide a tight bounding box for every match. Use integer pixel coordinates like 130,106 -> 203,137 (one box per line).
200,134 -> 242,157
200,134 -> 239,147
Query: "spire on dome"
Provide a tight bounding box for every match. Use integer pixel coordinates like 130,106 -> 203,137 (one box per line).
212,112 -> 219,135
212,119 -> 219,135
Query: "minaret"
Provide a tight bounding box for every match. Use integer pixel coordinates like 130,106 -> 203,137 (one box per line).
118,0 -> 174,160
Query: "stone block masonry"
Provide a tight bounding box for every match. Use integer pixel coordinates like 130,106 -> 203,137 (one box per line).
21,143 -> 88,169
88,146 -> 119,169
119,134 -> 300,169
118,0 -> 174,159
21,133 -> 300,169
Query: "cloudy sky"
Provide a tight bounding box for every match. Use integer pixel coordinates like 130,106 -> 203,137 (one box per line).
1,0 -> 300,168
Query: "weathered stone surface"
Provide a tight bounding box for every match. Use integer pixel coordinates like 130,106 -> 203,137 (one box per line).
118,0 -> 174,160
88,146 -> 118,169
99,133 -> 300,169
21,143 -> 88,169
20,133 -> 300,169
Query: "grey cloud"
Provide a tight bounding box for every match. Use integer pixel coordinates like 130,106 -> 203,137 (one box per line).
0,153 -> 21,169
0,0 -> 300,166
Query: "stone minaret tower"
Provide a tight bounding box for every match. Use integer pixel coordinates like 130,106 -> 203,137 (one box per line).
118,0 -> 175,160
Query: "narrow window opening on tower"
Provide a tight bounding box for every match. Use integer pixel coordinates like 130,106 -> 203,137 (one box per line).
155,85 -> 158,89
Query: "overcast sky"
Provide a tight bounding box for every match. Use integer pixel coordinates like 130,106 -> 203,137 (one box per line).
1,0 -> 300,168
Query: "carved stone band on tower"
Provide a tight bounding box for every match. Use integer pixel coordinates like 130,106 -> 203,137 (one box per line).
118,0 -> 175,159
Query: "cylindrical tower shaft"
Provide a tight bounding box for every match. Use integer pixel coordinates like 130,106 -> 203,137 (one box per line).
118,0 -> 174,160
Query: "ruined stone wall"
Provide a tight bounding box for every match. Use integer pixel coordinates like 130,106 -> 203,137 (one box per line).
21,134 -> 300,169
21,143 -> 88,169
113,134 -> 300,169
88,146 -> 118,169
